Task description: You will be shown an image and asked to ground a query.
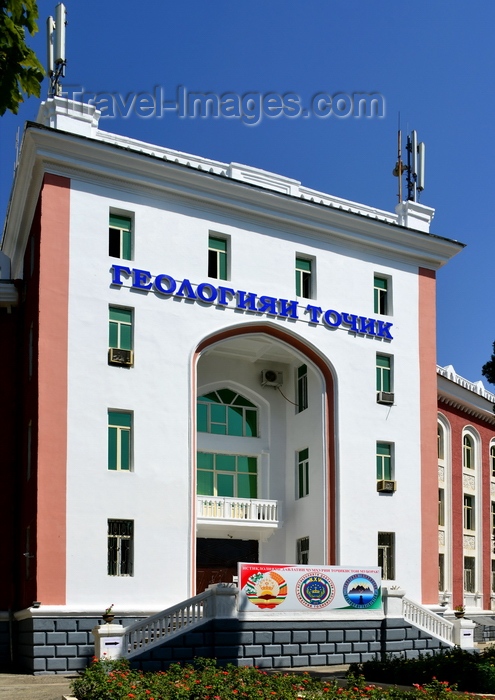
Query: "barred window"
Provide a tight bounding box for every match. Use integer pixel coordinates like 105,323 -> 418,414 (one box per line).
108,519 -> 134,576
297,537 -> 309,565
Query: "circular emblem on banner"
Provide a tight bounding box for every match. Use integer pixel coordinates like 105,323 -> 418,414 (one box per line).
296,573 -> 335,609
245,570 -> 288,609
343,574 -> 379,608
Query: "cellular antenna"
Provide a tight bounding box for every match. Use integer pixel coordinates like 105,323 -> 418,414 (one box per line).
393,125 -> 426,203
47,3 -> 67,97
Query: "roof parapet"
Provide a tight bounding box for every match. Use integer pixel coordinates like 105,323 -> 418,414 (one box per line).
396,200 -> 435,233
36,97 -> 101,137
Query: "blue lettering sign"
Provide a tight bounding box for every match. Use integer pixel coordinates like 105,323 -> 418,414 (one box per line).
132,268 -> 153,291
109,267 -> 394,341
154,274 -> 177,295
111,265 -> 131,286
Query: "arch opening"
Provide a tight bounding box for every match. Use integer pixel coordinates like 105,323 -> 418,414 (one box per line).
193,324 -> 335,593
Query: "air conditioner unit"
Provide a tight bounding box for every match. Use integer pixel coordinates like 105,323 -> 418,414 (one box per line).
377,479 -> 396,493
108,348 -> 134,366
377,391 -> 394,405
261,369 -> 283,387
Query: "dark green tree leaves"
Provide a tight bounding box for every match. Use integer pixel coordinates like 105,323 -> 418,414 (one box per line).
0,0 -> 44,116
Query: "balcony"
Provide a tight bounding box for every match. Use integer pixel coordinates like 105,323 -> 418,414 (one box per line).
196,496 -> 280,539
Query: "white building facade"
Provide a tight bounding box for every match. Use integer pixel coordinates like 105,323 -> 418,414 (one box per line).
0,99 -> 463,671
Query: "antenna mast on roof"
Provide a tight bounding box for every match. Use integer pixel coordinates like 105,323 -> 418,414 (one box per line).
47,3 -> 67,97
393,125 -> 425,203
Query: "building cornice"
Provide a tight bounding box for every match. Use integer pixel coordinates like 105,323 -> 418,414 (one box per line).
3,119 -> 465,277
437,365 -> 495,426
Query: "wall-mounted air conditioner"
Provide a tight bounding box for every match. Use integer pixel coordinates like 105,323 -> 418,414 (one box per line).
261,369 -> 283,387
377,391 -> 394,405
377,479 -> 396,493
108,348 -> 134,366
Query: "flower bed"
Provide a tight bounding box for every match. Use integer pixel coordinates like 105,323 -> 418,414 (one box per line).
71,657 -> 488,700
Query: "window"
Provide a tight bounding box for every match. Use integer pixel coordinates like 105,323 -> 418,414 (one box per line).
297,537 -> 309,565
378,532 -> 395,580
109,307 -> 133,350
439,553 -> 445,592
376,354 -> 392,393
463,435 -> 473,469
197,452 -> 257,498
464,494 -> 475,530
197,389 -> 258,437
108,520 -> 133,576
376,442 -> 392,480
438,488 -> 445,526
297,364 -> 308,413
438,424 -> 444,461
464,556 -> 475,593
109,214 -> 132,260
491,502 -> 495,551
374,276 -> 388,315
295,257 -> 312,298
491,444 -> 495,478
492,560 -> 495,592
297,448 -> 309,498
208,236 -> 227,280
108,411 -> 132,471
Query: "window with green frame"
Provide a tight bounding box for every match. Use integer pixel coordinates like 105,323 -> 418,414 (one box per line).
109,307 -> 133,350
374,276 -> 388,315
108,411 -> 132,471
376,442 -> 392,480
295,257 -> 312,298
376,354 -> 392,392
297,364 -> 308,413
197,389 -> 258,437
109,214 -> 132,260
197,452 -> 257,498
208,235 -> 228,280
297,448 -> 309,498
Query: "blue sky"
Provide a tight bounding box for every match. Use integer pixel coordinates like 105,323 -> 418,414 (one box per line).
1,0 -> 494,386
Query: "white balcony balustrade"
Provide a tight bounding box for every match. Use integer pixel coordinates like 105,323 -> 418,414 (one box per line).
196,496 -> 279,531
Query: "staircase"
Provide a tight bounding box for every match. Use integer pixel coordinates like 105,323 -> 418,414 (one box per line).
123,584 -> 237,659
402,596 -> 454,646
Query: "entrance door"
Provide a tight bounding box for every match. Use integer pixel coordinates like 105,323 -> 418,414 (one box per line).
196,538 -> 258,593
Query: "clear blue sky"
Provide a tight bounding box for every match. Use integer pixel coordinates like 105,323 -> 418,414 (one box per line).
1,0 -> 493,387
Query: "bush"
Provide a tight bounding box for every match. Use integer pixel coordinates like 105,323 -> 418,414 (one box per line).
349,646 -> 495,694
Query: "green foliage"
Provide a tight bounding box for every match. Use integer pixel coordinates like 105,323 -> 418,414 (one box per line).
0,0 -> 45,116
482,341 -> 495,386
72,657 -> 468,700
350,646 -> 495,694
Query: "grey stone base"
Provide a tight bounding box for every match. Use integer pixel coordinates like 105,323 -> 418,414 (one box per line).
15,615 -> 145,674
130,617 -> 450,672
0,619 -> 10,670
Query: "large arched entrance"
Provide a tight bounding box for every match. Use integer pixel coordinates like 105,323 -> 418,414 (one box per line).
193,324 -> 335,593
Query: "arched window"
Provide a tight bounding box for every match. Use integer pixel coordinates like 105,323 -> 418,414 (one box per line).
197,389 -> 258,437
463,435 -> 474,470
438,424 -> 444,461
491,444 -> 495,479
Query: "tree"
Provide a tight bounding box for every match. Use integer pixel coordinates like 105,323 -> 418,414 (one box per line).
482,341 -> 495,386
0,0 -> 44,116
